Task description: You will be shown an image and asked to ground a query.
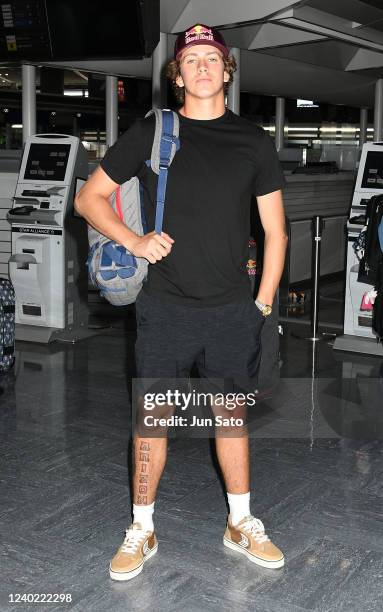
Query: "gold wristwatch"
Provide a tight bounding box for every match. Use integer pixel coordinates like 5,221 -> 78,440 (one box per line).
255,299 -> 272,317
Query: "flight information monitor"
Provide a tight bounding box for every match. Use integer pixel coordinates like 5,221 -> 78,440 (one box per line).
361,151 -> 383,189
0,0 -> 159,61
23,144 -> 71,181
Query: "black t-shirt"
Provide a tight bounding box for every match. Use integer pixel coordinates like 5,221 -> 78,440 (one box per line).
100,109 -> 286,307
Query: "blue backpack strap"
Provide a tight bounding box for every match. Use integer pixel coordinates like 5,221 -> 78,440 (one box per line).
139,182 -> 148,235
379,217 -> 383,253
154,110 -> 177,235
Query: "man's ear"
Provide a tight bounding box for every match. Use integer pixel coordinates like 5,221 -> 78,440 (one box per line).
223,70 -> 230,83
176,75 -> 184,88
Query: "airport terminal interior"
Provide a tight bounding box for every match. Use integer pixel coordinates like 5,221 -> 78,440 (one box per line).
1,1 -> 383,611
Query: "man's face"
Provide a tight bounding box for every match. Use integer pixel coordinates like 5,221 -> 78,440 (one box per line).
176,44 -> 229,101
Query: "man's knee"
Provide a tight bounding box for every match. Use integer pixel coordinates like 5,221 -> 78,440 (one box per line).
135,396 -> 175,437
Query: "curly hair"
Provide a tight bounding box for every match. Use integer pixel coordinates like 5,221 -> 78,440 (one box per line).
166,54 -> 237,105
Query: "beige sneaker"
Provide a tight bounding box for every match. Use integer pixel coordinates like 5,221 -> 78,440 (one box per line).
223,515 -> 284,569
109,522 -> 158,581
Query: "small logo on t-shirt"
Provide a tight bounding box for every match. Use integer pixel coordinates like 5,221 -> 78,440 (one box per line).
247,259 -> 257,275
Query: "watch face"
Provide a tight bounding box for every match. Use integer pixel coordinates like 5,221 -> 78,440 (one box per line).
263,305 -> 272,316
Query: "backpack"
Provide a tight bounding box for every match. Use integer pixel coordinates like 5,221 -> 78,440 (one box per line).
359,195 -> 383,341
358,194 -> 383,285
87,109 -> 180,306
0,278 -> 15,374
372,261 -> 383,342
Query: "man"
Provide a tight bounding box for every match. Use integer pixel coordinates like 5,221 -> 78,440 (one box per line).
75,24 -> 288,580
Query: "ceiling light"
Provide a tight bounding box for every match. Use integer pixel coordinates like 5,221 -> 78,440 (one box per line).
286,127 -> 319,131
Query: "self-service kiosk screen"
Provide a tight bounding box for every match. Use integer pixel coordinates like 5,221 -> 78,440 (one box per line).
24,144 -> 71,181
361,151 -> 383,189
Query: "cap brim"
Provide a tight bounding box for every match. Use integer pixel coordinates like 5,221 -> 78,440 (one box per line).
176,40 -> 229,59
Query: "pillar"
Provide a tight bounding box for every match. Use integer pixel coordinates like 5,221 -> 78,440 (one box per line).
275,97 -> 285,152
106,75 -> 118,147
5,123 -> 11,149
374,79 -> 383,141
22,64 -> 36,144
359,108 -> 368,147
72,115 -> 78,138
227,47 -> 240,115
152,32 -> 168,109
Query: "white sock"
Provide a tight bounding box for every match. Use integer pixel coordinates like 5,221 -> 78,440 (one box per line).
227,492 -> 251,526
133,502 -> 155,532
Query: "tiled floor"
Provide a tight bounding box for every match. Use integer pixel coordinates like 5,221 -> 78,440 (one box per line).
1,296 -> 382,612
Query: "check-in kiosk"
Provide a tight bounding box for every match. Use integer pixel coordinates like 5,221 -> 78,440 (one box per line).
7,134 -> 89,343
0,169 -> 18,279
334,142 -> 383,355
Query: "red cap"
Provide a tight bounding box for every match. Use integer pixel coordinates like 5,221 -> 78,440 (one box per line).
174,24 -> 229,60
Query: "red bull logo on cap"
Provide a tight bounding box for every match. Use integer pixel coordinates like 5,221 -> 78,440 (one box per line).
175,22 -> 228,59
185,24 -> 214,45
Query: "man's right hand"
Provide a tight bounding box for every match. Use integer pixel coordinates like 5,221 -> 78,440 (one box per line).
129,231 -> 174,264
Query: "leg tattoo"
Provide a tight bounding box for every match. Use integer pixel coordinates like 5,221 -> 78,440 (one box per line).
136,441 -> 150,504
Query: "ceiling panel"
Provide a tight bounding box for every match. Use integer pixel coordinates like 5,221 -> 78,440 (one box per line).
159,0 -> 191,33
43,59 -> 152,79
345,66 -> 383,78
362,0 -> 383,9
307,0 -> 383,26
240,49 -> 375,106
262,40 -> 359,71
168,0 -> 303,32
223,22 -> 325,50
346,48 -> 383,71
219,24 -> 264,50
364,19 -> 383,33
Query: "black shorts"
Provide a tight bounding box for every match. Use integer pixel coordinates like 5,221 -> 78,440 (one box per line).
134,290 -> 265,396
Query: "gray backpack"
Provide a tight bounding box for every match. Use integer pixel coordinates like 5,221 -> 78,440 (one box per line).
87,109 -> 180,306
